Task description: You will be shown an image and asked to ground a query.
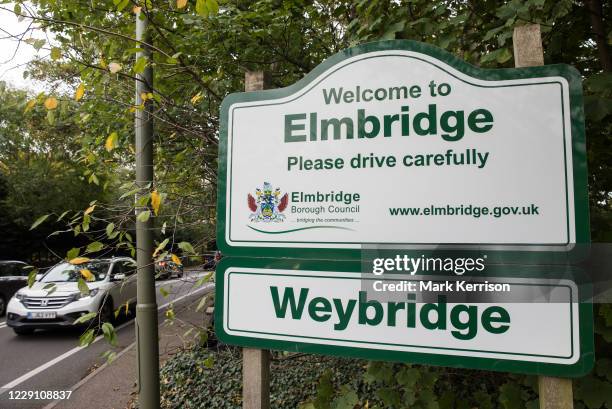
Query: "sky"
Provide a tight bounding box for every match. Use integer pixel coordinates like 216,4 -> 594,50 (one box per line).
0,2 -> 51,91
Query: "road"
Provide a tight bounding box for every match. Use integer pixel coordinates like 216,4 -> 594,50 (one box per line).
0,270 -> 213,409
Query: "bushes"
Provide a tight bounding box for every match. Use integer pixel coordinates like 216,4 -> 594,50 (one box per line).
160,345 -> 369,409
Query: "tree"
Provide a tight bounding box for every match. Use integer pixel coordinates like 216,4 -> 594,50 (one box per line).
0,82 -> 111,262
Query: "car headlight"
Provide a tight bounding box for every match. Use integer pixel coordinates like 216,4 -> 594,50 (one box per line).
15,292 -> 25,300
66,292 -> 82,303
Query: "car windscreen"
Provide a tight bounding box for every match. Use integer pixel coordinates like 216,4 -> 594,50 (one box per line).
41,262 -> 110,283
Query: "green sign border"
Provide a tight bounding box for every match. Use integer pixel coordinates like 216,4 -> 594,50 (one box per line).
215,257 -> 594,377
217,40 -> 589,260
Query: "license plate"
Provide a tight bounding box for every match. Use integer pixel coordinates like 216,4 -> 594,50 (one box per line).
27,311 -> 57,319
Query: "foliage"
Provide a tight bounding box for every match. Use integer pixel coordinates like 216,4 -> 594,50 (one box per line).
0,82 -> 109,263
159,346 -> 369,409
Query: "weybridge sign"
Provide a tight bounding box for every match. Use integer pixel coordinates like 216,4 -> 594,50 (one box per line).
215,258 -> 593,377
217,40 -> 589,259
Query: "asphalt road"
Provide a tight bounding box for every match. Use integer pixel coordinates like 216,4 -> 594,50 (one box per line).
0,270 -> 213,409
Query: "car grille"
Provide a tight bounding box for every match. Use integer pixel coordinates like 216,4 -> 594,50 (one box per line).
22,296 -> 71,309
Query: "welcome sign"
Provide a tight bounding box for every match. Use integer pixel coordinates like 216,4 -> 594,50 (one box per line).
215,41 -> 593,376
217,41 -> 588,258
215,259 -> 593,377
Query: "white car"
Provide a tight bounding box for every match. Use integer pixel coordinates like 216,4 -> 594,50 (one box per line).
6,257 -> 137,336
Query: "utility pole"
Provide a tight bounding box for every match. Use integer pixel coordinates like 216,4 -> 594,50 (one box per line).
135,9 -> 160,409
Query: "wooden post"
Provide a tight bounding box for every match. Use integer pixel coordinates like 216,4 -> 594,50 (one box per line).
242,348 -> 271,409
242,70 -> 272,409
513,24 -> 573,409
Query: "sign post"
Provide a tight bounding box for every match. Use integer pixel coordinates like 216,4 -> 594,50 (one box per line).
512,23 -> 574,409
241,71 -> 271,409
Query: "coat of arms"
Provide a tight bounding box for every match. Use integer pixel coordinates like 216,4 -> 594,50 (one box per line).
248,182 -> 288,222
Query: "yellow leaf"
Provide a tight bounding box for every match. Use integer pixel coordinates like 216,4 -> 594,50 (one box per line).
44,97 -> 58,110
80,268 -> 94,281
171,254 -> 182,265
70,257 -> 91,265
140,92 -> 149,101
105,132 -> 118,152
24,99 -> 36,112
108,62 -> 122,74
133,6 -> 142,13
75,83 -> 85,101
177,0 -> 187,8
190,92 -> 202,104
84,205 -> 96,215
151,189 -> 161,215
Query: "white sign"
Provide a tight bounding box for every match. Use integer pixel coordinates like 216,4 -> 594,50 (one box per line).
219,45 -> 588,252
221,267 -> 580,366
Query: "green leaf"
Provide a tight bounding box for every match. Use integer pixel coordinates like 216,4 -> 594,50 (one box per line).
57,210 -> 71,221
46,109 -> 55,125
178,241 -> 195,254
30,214 -> 50,230
206,0 -> 219,14
133,56 -> 147,74
33,39 -> 45,51
82,214 -> 90,231
381,21 -> 405,40
496,48 -> 512,63
159,287 -> 169,297
196,295 -> 208,311
79,329 -> 96,346
202,355 -> 214,368
499,382 -> 524,409
27,270 -> 38,287
77,277 -> 90,295
50,47 -> 62,60
101,350 -> 117,364
106,222 -> 115,237
101,322 -> 117,346
136,194 -> 150,207
119,187 -> 140,200
575,377 -> 612,409
195,272 -> 213,286
14,3 -> 21,15
116,0 -> 129,11
87,241 -> 104,252
332,385 -> 359,409
67,247 -> 80,260
153,238 -> 169,257
137,210 -> 151,222
73,311 -> 97,324
195,0 -> 208,16
88,173 -> 99,185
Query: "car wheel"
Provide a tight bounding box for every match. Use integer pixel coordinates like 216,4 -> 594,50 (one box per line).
13,328 -> 34,336
0,295 -> 6,317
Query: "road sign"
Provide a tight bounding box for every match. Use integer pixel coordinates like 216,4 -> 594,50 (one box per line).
215,258 -> 593,377
217,40 -> 588,259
